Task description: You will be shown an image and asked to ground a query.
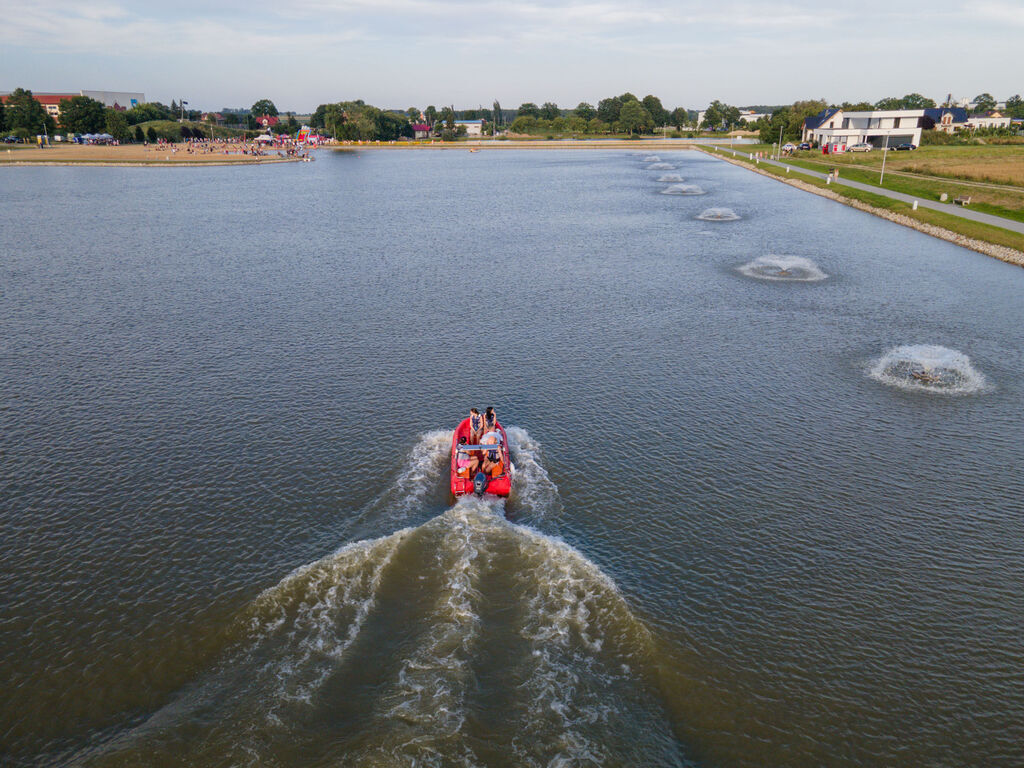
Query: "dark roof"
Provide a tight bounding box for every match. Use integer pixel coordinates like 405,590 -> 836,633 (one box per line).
922,108 -> 968,123
802,108 -> 840,130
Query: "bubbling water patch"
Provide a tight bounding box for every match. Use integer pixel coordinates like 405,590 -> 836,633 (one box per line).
868,345 -> 987,394
737,255 -> 828,282
642,155 -> 661,162
697,207 -> 741,221
660,184 -> 705,196
647,162 -> 676,170
657,173 -> 685,182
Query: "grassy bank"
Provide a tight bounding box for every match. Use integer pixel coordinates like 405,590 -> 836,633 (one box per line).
703,145 -> 1024,255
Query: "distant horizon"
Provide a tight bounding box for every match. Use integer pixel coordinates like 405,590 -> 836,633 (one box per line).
0,89 -> 1012,118
1,0 -> 1019,115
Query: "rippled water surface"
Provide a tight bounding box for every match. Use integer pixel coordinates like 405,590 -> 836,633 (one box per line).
2,150 -> 1024,767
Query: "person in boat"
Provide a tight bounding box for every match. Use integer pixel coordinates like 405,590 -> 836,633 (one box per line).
483,406 -> 498,438
455,435 -> 479,478
480,433 -> 503,478
469,408 -> 484,444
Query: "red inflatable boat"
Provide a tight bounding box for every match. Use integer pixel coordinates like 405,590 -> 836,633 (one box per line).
450,417 -> 512,498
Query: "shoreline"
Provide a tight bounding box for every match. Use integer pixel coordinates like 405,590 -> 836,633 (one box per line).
0,158 -> 299,167
703,149 -> 1024,268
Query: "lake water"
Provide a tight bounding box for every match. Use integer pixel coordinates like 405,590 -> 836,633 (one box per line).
2,149 -> 1023,767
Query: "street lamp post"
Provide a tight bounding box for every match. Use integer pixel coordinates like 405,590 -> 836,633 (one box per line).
880,133 -> 890,185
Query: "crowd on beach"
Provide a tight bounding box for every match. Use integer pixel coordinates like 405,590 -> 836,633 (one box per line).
146,137 -> 313,159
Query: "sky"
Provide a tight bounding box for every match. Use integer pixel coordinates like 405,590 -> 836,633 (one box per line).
1,0 -> 1021,113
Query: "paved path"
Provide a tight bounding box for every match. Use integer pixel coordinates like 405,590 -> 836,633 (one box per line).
713,148 -> 1024,235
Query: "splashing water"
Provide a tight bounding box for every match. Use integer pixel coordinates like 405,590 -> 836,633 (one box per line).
868,345 -> 988,394
647,163 -> 676,170
696,207 -> 741,221
737,255 -> 828,282
642,155 -> 661,162
84,431 -> 684,767
657,173 -> 685,182
505,425 -> 562,523
660,184 -> 705,196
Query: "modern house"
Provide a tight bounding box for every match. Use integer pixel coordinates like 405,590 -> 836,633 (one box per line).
801,107 -> 969,148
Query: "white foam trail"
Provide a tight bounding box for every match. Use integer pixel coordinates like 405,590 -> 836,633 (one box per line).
245,528 -> 411,715
508,526 -> 653,766
696,207 -> 741,221
505,426 -> 561,522
379,504 -> 492,765
660,183 -> 704,195
737,255 -> 828,282
647,162 -> 676,170
868,344 -> 988,394
642,155 -> 661,162
657,173 -> 684,182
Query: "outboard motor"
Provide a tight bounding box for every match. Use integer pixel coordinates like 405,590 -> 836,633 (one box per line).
473,472 -> 489,497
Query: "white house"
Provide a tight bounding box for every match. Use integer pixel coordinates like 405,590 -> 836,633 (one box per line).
967,111 -> 1012,130
802,107 -> 969,148
455,119 -> 485,136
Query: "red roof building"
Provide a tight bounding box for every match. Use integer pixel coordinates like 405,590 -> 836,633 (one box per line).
255,114 -> 279,128
1,92 -> 77,120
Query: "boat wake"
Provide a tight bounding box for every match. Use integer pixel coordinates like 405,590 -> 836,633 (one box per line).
86,428 -> 685,767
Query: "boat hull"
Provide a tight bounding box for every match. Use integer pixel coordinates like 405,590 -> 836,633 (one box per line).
450,417 -> 511,497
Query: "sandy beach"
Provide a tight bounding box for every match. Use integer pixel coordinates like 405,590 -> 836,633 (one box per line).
0,143 -> 299,166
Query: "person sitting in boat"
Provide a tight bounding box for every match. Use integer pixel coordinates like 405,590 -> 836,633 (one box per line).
481,433 -> 503,478
469,408 -> 484,444
455,435 -> 479,478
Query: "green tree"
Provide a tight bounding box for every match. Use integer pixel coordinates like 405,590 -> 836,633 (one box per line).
0,99 -> 5,134
323,103 -> 347,137
492,100 -> 503,130
596,96 -> 622,123
441,105 -> 455,130
588,117 -> 607,134
516,102 -> 540,118
565,115 -> 587,133
618,99 -> 653,134
669,107 -> 689,129
146,126 -> 157,142
618,92 -> 638,105
901,93 -> 935,109
1005,94 -> 1024,119
510,115 -> 538,133
840,101 -> 875,111
641,95 -> 669,127
251,99 -> 278,117
5,88 -> 55,135
874,96 -> 902,110
540,101 -> 560,120
285,113 -> 299,133
105,109 -> 131,141
59,96 -> 106,133
406,107 -> 420,122
973,93 -> 996,112
134,125 -> 145,142
574,102 -> 595,120
425,105 -> 437,127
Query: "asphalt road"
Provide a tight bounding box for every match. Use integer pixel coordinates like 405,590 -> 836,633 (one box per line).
715,148 -> 1024,236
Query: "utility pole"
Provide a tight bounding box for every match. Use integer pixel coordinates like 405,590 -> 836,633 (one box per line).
880,133 -> 890,185
777,123 -> 783,160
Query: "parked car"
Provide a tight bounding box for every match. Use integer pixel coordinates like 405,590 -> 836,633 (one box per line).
848,142 -> 873,152
798,142 -> 811,150
782,143 -> 796,152
3,136 -> 20,144
894,143 -> 917,151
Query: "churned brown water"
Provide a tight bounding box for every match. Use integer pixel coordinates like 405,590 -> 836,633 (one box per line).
2,150 -> 1023,766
